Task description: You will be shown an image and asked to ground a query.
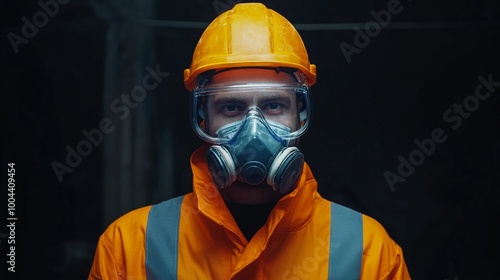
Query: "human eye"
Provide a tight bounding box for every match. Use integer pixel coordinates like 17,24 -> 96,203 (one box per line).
212,97 -> 246,117
221,104 -> 243,116
263,102 -> 284,114
260,95 -> 291,115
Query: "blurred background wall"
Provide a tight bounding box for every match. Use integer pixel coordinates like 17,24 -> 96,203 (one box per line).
1,0 -> 499,279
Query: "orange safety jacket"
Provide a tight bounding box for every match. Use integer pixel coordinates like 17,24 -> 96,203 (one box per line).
89,145 -> 411,279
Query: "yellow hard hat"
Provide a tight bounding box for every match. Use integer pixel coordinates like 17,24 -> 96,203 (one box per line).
183,3 -> 317,90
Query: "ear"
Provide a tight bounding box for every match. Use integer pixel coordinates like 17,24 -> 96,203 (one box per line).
299,110 -> 307,123
198,103 -> 205,119
199,100 -> 211,133
297,95 -> 307,122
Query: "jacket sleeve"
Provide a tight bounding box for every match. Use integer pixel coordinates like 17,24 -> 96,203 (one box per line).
361,215 -> 412,280
383,245 -> 411,280
88,234 -> 123,280
88,206 -> 151,280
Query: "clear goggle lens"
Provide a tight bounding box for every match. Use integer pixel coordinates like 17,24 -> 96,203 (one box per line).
190,82 -> 312,144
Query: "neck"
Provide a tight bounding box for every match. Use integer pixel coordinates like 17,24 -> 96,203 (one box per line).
225,201 -> 278,241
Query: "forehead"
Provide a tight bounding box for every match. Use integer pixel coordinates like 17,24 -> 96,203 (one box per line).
205,68 -> 298,105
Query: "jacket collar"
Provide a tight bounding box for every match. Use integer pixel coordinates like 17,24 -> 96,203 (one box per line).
190,144 -> 318,236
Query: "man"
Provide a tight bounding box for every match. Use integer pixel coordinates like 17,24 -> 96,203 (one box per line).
89,3 -> 411,279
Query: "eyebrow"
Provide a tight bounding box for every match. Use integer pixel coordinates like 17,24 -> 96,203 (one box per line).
209,96 -> 248,107
259,96 -> 292,105
209,94 -> 293,107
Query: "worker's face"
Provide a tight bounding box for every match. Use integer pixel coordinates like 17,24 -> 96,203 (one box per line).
204,68 -> 301,205
205,69 -> 301,137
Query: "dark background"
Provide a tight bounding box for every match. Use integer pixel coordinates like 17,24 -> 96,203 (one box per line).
1,0 -> 499,279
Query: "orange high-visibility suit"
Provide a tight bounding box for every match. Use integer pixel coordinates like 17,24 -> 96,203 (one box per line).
89,146 -> 411,279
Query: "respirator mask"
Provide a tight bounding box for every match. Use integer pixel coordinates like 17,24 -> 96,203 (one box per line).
190,71 -> 312,194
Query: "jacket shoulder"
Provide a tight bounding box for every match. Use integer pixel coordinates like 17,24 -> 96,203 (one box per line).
100,205 -> 152,244
103,195 -> 187,239
361,214 -> 399,248
361,214 -> 408,279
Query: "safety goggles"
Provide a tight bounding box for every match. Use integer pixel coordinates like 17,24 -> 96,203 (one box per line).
190,82 -> 312,144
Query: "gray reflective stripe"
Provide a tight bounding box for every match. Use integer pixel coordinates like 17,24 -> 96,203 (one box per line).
328,202 -> 363,280
146,196 -> 184,280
